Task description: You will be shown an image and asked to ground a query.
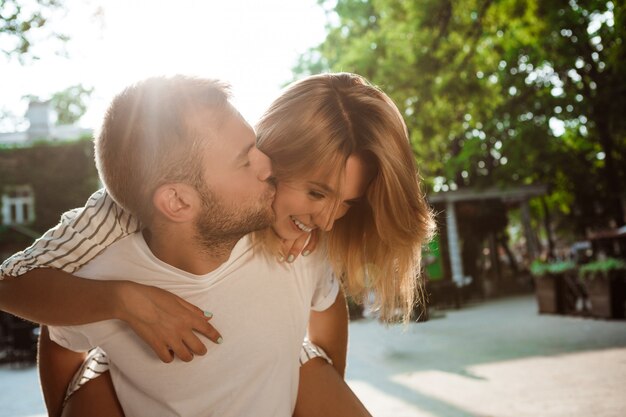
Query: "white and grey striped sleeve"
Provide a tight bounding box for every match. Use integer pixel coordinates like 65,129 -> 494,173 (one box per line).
0,189 -> 141,278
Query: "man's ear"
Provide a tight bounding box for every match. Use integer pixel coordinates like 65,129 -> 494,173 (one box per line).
152,184 -> 198,223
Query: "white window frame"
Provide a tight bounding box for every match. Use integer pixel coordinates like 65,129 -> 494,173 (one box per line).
1,185 -> 35,226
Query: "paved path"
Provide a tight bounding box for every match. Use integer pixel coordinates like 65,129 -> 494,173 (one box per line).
1,295 -> 625,416
347,295 -> 626,416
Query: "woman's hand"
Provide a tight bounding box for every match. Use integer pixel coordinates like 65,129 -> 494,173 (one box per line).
112,281 -> 222,363
281,230 -> 319,263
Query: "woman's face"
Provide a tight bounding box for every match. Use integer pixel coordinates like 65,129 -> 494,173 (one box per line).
271,154 -> 374,241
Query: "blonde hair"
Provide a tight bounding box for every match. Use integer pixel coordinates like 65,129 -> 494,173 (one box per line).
255,73 -> 435,322
95,75 -> 231,224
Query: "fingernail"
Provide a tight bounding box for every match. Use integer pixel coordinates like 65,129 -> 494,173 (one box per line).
216,337 -> 223,344
302,250 -> 310,257
204,311 -> 213,318
278,255 -> 285,262
287,254 -> 295,263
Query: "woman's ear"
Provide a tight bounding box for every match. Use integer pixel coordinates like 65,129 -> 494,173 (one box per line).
152,184 -> 197,223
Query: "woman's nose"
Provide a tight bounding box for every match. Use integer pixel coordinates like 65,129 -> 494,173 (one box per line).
313,205 -> 340,232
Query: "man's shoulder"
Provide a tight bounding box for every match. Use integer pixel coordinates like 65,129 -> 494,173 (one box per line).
90,232 -> 141,259
74,233 -> 145,278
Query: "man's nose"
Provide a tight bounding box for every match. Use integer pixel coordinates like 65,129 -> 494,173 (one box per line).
253,149 -> 273,182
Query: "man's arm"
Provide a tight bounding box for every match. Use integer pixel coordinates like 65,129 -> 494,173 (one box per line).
307,289 -> 349,377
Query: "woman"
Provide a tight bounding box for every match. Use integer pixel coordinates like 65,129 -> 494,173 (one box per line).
0,73 -> 434,416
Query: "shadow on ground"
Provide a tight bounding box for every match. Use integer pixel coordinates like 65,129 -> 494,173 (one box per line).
346,295 -> 626,417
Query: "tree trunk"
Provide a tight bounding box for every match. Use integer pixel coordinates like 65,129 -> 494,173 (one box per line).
498,233 -> 519,273
596,117 -> 625,227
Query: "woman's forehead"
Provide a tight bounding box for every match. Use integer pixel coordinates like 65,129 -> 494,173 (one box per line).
290,154 -> 374,200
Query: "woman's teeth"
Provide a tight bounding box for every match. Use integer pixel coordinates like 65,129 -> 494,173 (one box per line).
291,217 -> 314,233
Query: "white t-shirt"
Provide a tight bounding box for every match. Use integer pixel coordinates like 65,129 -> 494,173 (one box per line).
49,233 -> 338,417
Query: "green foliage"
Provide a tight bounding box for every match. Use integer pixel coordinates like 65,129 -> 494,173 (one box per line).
530,259 -> 576,276
22,84 -> 93,126
0,0 -> 67,61
51,84 -> 94,125
579,257 -> 626,278
295,0 -> 626,235
0,106 -> 27,133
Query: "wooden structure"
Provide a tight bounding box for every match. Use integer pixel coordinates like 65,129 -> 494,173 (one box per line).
429,184 -> 547,289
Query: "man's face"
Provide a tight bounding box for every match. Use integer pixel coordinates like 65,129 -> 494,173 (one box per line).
191,107 -> 275,246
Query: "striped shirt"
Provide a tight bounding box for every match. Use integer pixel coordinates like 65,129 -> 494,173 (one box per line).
0,189 -> 141,278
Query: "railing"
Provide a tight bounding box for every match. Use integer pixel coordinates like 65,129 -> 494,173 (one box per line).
0,312 -> 39,366
532,261 -> 626,319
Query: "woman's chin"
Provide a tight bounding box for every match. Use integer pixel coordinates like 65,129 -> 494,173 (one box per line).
270,225 -> 304,242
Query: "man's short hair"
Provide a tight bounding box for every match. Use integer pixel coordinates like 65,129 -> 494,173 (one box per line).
95,75 -> 231,224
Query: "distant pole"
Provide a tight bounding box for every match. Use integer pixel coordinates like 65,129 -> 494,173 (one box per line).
521,199 -> 537,260
446,201 -> 465,287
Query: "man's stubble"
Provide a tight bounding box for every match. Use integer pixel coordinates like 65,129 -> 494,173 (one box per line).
193,181 -> 275,258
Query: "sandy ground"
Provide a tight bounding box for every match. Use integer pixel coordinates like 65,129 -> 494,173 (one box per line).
1,295 -> 625,417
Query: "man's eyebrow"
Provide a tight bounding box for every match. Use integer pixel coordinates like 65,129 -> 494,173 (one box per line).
235,143 -> 255,163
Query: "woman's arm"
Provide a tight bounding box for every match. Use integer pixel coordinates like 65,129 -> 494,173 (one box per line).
38,326 -> 89,417
0,189 -> 139,278
296,290 -> 372,417
295,290 -> 373,416
0,189 -> 220,361
0,268 -> 128,325
0,269 -> 221,362
307,289 -> 349,377
38,327 -> 125,417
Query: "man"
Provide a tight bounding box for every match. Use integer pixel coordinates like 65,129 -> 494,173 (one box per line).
1,76 -> 342,416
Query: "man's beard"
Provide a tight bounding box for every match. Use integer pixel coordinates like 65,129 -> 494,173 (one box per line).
194,182 -> 274,256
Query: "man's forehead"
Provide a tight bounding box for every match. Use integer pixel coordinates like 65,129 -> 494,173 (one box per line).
190,107 -> 256,161
229,108 -> 255,133
192,104 -> 254,132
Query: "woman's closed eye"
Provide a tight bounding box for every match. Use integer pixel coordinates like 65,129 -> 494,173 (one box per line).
343,198 -> 363,208
308,190 -> 326,200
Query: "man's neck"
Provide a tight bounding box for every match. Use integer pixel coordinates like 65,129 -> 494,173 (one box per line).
142,228 -> 240,275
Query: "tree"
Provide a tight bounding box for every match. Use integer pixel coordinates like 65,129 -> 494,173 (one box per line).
295,0 -> 626,234
50,84 -> 93,125
535,0 -> 626,227
0,0 -> 67,61
22,84 -> 93,126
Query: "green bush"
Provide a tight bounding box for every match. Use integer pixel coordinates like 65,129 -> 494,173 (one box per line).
530,260 -> 576,277
579,258 -> 626,279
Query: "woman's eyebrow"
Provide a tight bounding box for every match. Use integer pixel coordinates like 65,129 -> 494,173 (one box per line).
308,181 -> 335,194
